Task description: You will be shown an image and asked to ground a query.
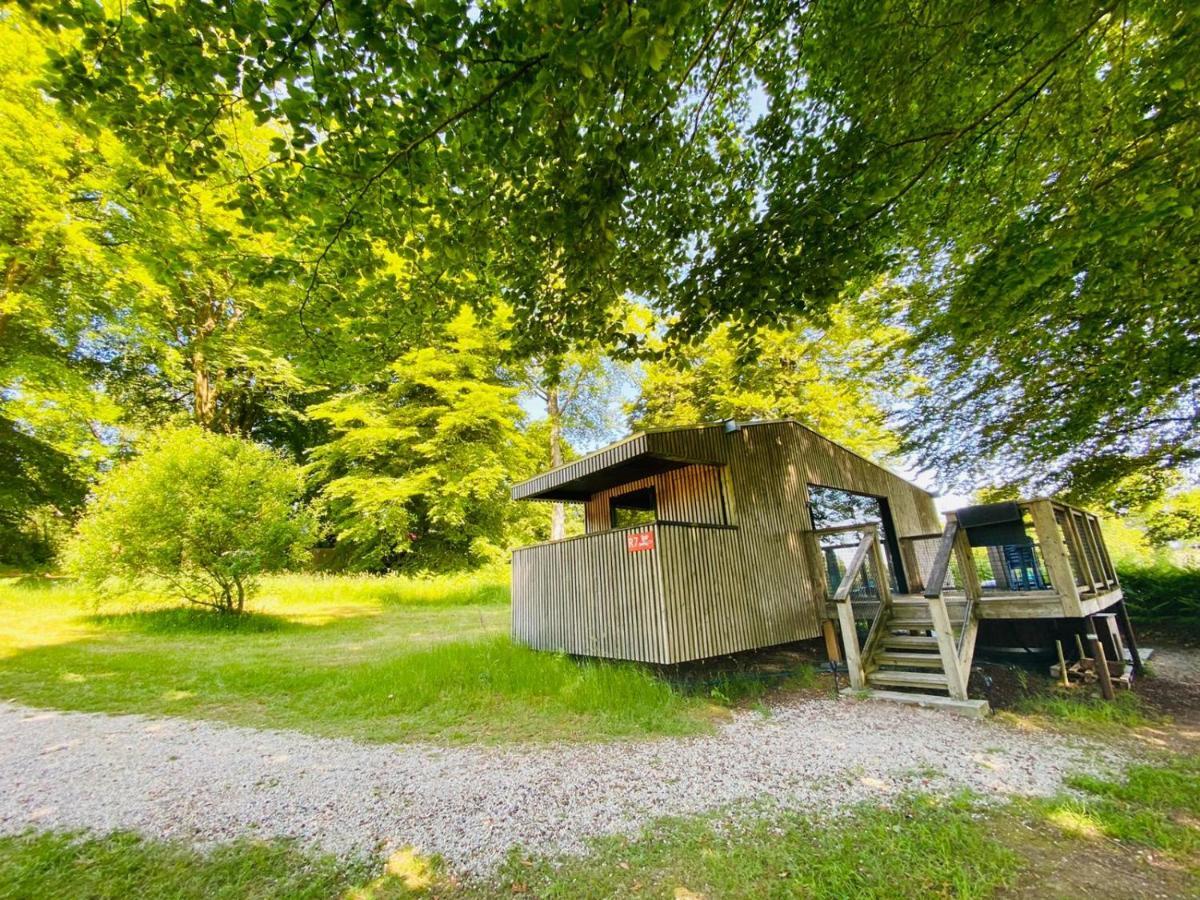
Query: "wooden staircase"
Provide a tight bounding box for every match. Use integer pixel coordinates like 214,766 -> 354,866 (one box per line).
824,519 -> 988,716
863,598 -> 966,695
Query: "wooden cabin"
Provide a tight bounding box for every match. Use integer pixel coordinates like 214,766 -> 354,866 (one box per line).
511,420 -> 1138,712
510,420 -> 942,664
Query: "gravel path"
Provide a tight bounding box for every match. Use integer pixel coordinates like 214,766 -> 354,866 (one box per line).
0,698 -> 1123,873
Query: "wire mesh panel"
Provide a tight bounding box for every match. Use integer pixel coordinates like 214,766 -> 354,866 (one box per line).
818,529 -> 888,602
900,534 -> 957,593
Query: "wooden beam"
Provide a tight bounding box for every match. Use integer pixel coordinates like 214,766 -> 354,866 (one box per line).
1089,625 -> 1116,701
928,592 -> 968,700
832,531 -> 874,689
923,520 -> 960,600
1114,598 -> 1144,676
1026,500 -> 1082,617
822,619 -> 842,664
899,538 -> 925,593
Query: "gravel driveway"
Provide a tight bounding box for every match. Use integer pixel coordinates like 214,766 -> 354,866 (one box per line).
0,698 -> 1122,873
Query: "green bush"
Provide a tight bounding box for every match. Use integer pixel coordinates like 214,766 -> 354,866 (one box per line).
67,427 -> 315,614
1117,561 -> 1200,637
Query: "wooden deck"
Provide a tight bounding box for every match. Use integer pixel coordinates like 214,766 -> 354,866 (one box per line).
826,586 -> 1124,623
822,497 -> 1131,707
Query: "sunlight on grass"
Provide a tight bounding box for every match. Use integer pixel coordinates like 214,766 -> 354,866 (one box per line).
1032,755 -> 1200,861
1044,805 -> 1105,839
0,571 -> 714,743
1010,689 -> 1160,736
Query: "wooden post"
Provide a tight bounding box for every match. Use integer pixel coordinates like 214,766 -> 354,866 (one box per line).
1114,599 -> 1144,676
920,520 -> 968,699
1088,624 -> 1116,701
929,592 -> 968,700
899,538 -> 924,593
1027,500 -> 1083,617
952,525 -> 982,600
835,600 -> 865,690
1055,640 -> 1069,687
822,619 -> 842,664
832,532 -> 873,691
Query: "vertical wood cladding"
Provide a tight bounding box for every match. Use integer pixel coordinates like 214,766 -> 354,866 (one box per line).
511,524 -> 667,663
512,421 -> 943,664
584,464 -> 728,532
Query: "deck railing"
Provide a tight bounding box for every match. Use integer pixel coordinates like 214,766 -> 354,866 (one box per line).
815,523 -> 893,689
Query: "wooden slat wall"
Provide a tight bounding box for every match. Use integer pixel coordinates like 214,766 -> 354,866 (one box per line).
511,524 -> 668,663
583,464 -> 727,533
511,420 -> 944,664
655,422 -> 940,657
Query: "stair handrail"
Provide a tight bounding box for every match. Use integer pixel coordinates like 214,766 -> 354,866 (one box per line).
830,527 -> 876,690
857,525 -> 893,668
922,520 -> 970,699
922,519 -> 959,601
831,531 -> 873,602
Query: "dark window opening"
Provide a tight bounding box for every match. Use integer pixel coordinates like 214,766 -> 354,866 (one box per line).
610,486 -> 657,529
808,485 -> 909,595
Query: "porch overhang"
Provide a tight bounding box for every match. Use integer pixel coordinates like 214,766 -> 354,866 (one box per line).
511,431 -> 722,502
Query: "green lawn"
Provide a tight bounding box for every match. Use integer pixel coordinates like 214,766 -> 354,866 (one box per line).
0,573 -> 716,743
3,756 -> 1195,898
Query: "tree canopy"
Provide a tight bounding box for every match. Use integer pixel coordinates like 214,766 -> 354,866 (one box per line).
3,1 -> 1198,567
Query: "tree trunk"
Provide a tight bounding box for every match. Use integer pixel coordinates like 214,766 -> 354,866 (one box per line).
193,349 -> 218,429
189,286 -> 224,430
547,384 -> 566,540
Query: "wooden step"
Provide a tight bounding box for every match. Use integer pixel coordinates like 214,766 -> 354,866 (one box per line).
891,598 -> 967,611
886,613 -> 965,628
866,669 -> 950,690
879,634 -> 940,650
873,651 -> 946,668
861,690 -> 990,719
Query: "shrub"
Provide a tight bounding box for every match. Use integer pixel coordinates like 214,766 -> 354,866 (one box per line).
68,427 -> 315,613
1117,561 -> 1200,637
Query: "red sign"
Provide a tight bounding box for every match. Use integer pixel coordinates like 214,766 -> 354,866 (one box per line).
626,529 -> 656,552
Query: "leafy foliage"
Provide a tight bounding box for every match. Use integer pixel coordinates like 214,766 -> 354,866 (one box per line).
29,0 -> 751,357
5,1 -> 1200,559
68,427 -> 314,612
631,304 -> 905,459
1116,562 -> 1200,637
307,308 -> 541,571
1140,489 -> 1200,547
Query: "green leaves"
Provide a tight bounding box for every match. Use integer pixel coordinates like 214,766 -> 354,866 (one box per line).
67,426 -> 315,611
307,307 -> 541,572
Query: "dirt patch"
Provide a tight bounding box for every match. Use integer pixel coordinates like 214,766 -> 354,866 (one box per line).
996,815 -> 1197,899
968,661 -> 1056,711
659,639 -> 833,703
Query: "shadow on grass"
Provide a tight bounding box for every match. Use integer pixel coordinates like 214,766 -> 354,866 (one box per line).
3,574 -> 67,592
88,606 -> 299,635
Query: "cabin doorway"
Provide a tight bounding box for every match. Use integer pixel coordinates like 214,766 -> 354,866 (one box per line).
807,485 -> 910,595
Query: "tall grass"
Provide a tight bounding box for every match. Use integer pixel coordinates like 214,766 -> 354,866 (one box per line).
259,568 -> 511,609
0,572 -> 712,743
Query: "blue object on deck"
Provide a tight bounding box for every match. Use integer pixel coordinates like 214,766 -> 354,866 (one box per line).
1001,544 -> 1047,591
